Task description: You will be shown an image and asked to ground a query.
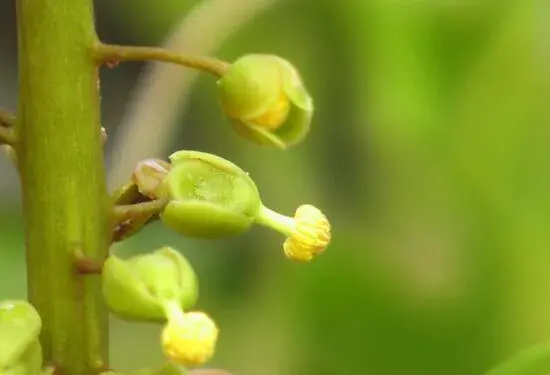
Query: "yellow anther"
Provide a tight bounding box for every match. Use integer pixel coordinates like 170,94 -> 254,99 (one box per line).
248,92 -> 290,130
283,204 -> 331,262
161,311 -> 219,367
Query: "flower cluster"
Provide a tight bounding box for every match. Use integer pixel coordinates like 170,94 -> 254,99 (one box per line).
101,54 -> 331,372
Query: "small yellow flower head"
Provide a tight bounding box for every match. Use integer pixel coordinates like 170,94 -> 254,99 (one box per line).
218,54 -> 314,149
132,158 -> 171,199
256,204 -> 331,262
283,204 -> 331,261
162,311 -> 219,367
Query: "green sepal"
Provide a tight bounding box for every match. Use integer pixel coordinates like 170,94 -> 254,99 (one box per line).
0,300 -> 42,369
101,247 -> 198,322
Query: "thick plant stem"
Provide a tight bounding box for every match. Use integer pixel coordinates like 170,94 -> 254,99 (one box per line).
16,1 -> 109,374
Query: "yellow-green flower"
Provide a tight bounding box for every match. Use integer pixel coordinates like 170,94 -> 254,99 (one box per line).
160,151 -> 262,239
218,54 -> 314,148
101,247 -> 198,322
256,204 -> 331,262
161,301 -> 219,367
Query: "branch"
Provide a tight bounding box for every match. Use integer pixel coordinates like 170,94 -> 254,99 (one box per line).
73,247 -> 105,275
94,43 -> 229,77
112,199 -> 169,224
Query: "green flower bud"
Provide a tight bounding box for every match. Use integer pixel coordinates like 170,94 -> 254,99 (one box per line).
218,54 -> 314,149
0,300 -> 42,374
102,247 -> 198,322
160,151 -> 262,239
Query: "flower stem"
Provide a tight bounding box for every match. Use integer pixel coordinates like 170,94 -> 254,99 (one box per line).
16,0 -> 109,373
256,206 -> 295,236
94,43 -> 229,77
112,199 -> 169,223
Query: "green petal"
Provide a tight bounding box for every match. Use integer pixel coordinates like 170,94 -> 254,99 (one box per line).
276,56 -> 314,112
230,119 -> 287,149
161,200 -> 255,238
218,55 -> 282,120
155,247 -> 198,309
169,151 -> 256,188
272,102 -> 313,147
162,151 -> 262,238
102,255 -> 166,322
128,254 -> 183,304
0,301 -> 41,369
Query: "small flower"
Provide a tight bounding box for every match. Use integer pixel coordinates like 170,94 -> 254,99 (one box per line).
217,54 -> 314,148
160,150 -> 262,238
133,158 -> 171,199
162,302 -> 219,367
256,204 -> 331,261
101,247 -> 198,322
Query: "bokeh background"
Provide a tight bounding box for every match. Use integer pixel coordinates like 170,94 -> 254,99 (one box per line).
1,1 -> 549,374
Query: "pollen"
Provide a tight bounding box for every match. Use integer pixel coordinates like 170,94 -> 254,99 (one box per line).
283,204 -> 331,262
161,311 -> 219,367
249,92 -> 290,130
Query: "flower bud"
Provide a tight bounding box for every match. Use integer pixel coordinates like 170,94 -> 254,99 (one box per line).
218,54 -> 314,149
162,303 -> 219,367
102,247 -> 198,322
256,204 -> 331,262
133,159 -> 171,199
0,300 -> 42,373
160,151 -> 262,239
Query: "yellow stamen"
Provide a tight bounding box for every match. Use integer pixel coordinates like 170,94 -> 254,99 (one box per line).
283,204 -> 331,262
249,92 -> 290,130
161,311 -> 219,367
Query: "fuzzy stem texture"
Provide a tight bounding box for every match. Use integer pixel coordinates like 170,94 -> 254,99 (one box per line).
16,1 -> 109,374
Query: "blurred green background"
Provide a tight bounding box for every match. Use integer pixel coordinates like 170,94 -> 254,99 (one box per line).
1,1 -> 549,374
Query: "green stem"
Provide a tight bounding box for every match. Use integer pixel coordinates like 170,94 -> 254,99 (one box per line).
94,43 -> 229,77
256,206 -> 295,236
16,0 -> 109,374
483,341 -> 550,375
112,199 -> 168,223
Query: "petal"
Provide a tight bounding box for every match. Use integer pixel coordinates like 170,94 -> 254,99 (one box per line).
161,200 -> 255,239
231,119 -> 287,149
271,102 -> 313,147
276,57 -> 314,112
156,247 -> 199,309
102,255 -> 166,321
218,55 -> 283,120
